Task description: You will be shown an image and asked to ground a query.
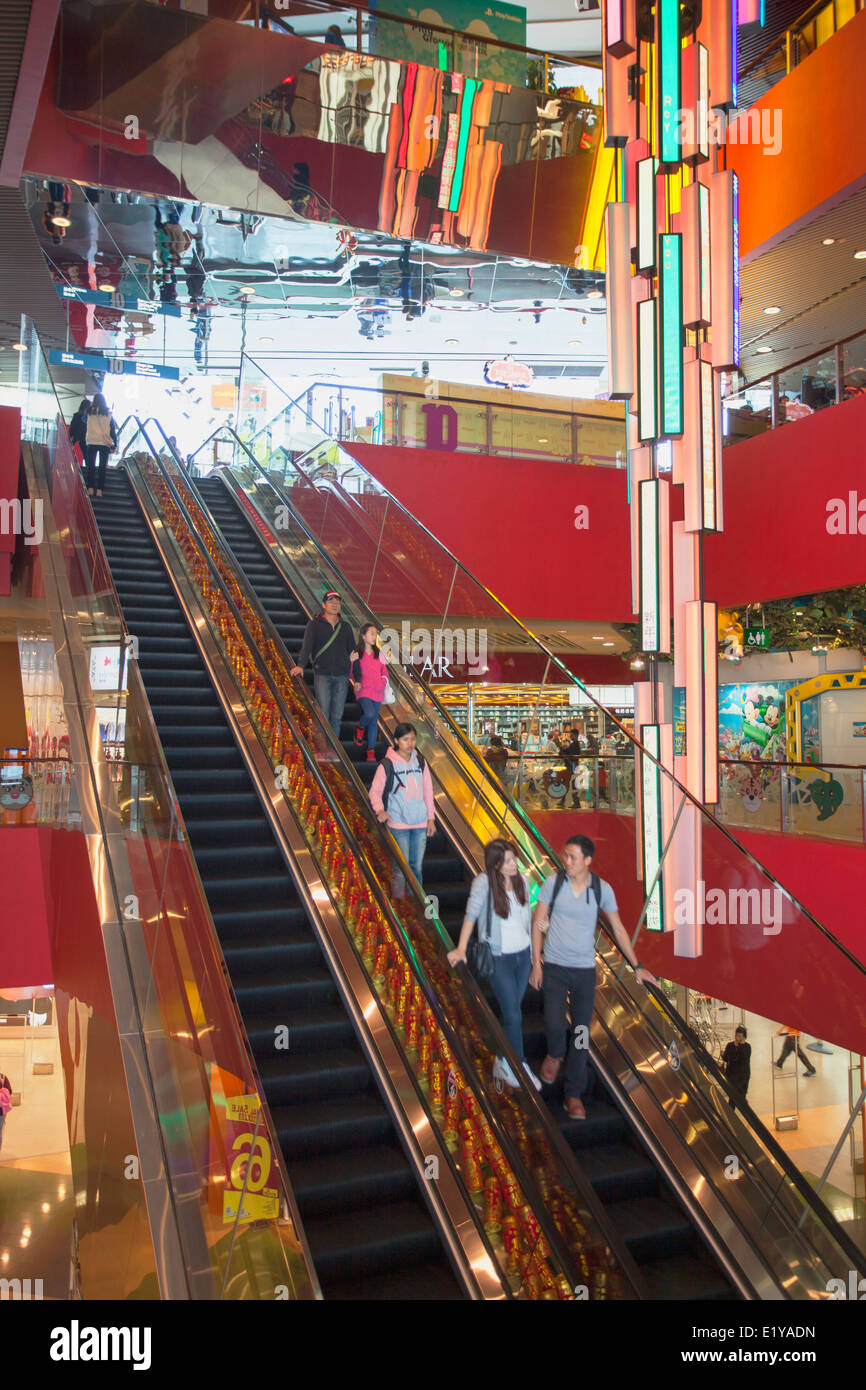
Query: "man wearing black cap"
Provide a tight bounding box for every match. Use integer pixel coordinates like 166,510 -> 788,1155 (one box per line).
290,591 -> 357,735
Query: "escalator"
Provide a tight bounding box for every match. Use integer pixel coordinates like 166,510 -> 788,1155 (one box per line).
197,473 -> 734,1300
91,468 -> 463,1300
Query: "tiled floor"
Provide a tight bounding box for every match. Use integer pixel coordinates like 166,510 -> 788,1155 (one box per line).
0,1026 -> 74,1299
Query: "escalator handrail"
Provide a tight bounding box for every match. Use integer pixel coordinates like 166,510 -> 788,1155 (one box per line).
204,427 -> 866,1282
129,426 -> 628,1299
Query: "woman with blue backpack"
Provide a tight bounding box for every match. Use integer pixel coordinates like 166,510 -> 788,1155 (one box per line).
369,723 -> 435,896
447,839 -> 541,1092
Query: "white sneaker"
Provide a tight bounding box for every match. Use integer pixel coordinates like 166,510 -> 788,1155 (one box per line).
493,1056 -> 520,1088
522,1062 -> 542,1091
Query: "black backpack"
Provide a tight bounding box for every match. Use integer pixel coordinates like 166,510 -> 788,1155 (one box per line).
549,869 -> 602,919
380,751 -> 426,811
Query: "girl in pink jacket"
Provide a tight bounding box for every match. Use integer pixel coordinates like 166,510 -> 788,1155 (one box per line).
369,723 -> 436,896
352,623 -> 390,761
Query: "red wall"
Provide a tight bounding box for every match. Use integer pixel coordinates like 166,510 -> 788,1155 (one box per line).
705,392 -> 866,604
531,810 -> 866,1054
0,829 -> 54,985
354,390 -> 866,621
349,443 -> 637,621
0,406 -> 21,596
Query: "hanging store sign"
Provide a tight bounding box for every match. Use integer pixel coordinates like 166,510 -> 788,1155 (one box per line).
56,285 -> 181,318
48,349 -> 180,380
483,356 -> 534,388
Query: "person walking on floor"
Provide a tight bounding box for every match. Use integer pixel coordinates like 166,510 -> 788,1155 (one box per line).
447,839 -> 541,1093
530,834 -> 655,1119
290,590 -> 356,736
775,1025 -> 816,1076
722,1024 -> 752,1110
352,623 -> 389,761
0,1073 -> 12,1152
369,723 -> 435,897
83,393 -> 117,497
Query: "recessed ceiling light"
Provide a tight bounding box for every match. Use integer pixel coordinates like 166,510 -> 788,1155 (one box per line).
50,215 -> 71,227
591,635 -> 605,641
755,345 -> 773,353
568,339 -> 582,348
855,250 -> 866,259
259,336 -> 274,344
822,237 -> 835,245
98,282 -> 116,292
448,288 -> 464,297
12,343 -> 26,351
239,286 -> 256,296
763,306 -> 781,315
602,640 -> 615,646
538,437 -> 549,442
587,289 -> 603,299
444,338 -> 459,345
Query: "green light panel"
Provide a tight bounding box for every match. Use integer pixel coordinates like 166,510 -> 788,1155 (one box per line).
659,232 -> 684,436
658,0 -> 682,167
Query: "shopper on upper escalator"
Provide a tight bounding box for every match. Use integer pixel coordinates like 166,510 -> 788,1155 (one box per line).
369,723 -> 435,897
290,590 -> 357,736
352,623 -> 389,761
447,839 -> 541,1093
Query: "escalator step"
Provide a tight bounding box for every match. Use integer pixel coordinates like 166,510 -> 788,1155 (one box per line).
271,1095 -> 394,1158
607,1195 -> 697,1262
641,1253 -> 734,1302
302,1199 -> 444,1281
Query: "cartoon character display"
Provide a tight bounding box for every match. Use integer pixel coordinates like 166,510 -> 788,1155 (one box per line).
740,687 -> 786,757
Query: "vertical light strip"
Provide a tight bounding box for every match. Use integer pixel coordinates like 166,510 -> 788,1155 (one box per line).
437,112 -> 460,208
635,157 -> 658,273
699,182 -> 711,324
637,297 -> 657,441
658,232 -> 684,435
640,480 -> 672,656
448,78 -> 477,212
702,601 -> 719,802
606,203 -> 634,399
700,359 -> 718,529
657,0 -> 682,167
639,723 -> 665,931
709,168 -> 740,370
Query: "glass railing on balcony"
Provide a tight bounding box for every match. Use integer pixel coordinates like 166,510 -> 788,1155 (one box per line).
177,401 -> 866,1284
17,317 -> 318,1301
120,415 -> 643,1300
199,379 -> 626,471
723,329 -> 866,443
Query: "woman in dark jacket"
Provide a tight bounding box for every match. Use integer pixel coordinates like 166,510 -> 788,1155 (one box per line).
69,399 -> 89,463
83,393 -> 118,497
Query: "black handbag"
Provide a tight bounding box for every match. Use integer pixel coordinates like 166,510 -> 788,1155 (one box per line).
467,886 -> 495,981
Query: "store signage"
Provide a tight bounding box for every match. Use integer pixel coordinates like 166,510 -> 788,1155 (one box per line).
657,0 -> 682,167
639,723 -> 664,931
48,349 -> 179,380
744,627 -> 768,648
483,356 -> 534,389
56,285 -> 181,318
635,157 -> 657,274
221,1093 -> 279,1224
637,298 -> 657,441
658,233 -> 684,436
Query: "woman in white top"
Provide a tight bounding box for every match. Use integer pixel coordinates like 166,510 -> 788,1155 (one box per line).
447,839 -> 541,1091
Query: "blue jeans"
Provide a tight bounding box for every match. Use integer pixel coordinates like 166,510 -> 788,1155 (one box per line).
390,826 -> 427,898
314,672 -> 350,735
490,947 -> 531,1061
358,696 -> 381,750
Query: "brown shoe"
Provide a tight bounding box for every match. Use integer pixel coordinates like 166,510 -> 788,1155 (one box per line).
564,1096 -> 586,1120
540,1055 -> 563,1085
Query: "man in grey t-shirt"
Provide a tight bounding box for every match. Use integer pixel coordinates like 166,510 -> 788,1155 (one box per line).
530,834 -> 655,1120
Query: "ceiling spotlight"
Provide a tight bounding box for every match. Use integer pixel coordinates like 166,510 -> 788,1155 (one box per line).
630,656 -> 646,669
12,343 -> 26,352
822,237 -> 835,245
538,437 -> 549,443
755,345 -> 773,353
568,339 -> 582,348
591,635 -> 605,641
602,640 -> 615,646
239,286 -> 256,296
587,289 -> 603,300
444,338 -> 459,345
259,336 -> 274,344
763,306 -> 781,315
855,250 -> 866,260
448,288 -> 464,297
98,282 -> 116,292
50,214 -> 71,227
